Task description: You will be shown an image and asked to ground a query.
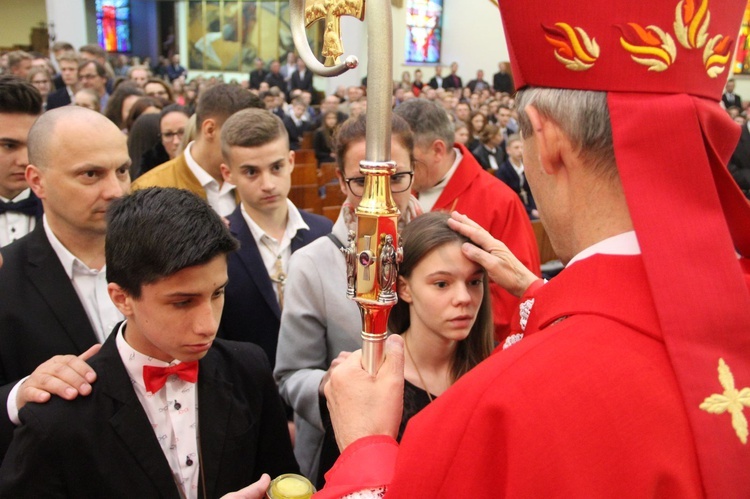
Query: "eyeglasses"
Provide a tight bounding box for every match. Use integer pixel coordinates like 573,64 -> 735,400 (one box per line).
345,170 -> 414,198
78,73 -> 100,80
160,130 -> 185,140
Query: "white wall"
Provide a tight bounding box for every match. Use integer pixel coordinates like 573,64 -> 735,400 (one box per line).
44,0 -> 88,51
392,0 -> 509,85
0,0 -> 47,48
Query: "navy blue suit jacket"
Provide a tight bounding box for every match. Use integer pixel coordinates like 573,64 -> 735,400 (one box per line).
218,206 -> 332,368
496,160 -> 537,217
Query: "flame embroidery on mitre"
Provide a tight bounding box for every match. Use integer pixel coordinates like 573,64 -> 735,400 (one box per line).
618,23 -> 677,72
674,0 -> 710,49
703,33 -> 733,78
543,23 -> 600,71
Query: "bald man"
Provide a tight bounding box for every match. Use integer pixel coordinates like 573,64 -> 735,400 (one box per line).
0,106 -> 131,461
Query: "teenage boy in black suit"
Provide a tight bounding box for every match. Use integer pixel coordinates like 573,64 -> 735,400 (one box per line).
0,187 -> 298,498
218,108 -> 332,367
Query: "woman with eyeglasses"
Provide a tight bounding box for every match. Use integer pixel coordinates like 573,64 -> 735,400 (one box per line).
137,104 -> 190,177
27,67 -> 52,111
274,114 -> 422,488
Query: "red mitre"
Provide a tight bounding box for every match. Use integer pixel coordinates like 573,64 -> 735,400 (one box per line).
498,0 -> 750,496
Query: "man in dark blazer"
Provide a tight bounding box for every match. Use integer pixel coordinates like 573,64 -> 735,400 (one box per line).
0,188 -> 299,497
493,61 -> 515,94
722,78 -> 742,110
443,62 -> 463,90
427,65 -> 444,89
495,134 -> 538,219
290,59 -> 314,95
264,60 -> 287,92
249,57 -> 268,90
219,108 -> 332,367
45,51 -> 79,110
729,121 -> 750,198
0,106 -> 131,461
0,75 -> 44,248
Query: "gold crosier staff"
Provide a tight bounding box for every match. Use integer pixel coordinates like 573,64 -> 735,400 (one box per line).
290,0 -> 400,375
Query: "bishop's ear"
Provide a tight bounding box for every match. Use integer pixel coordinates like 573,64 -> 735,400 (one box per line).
524,104 -> 566,176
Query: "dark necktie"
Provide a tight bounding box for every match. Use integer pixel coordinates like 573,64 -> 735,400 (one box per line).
143,362 -> 199,393
0,197 -> 39,216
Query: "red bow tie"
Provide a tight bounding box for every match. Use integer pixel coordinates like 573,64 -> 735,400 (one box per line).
142,362 -> 199,393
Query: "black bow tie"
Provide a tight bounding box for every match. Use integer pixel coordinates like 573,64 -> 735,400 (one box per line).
0,196 -> 39,217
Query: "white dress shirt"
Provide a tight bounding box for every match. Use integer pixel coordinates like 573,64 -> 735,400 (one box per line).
44,216 -> 123,343
184,142 -> 237,217
0,188 -> 37,247
242,200 -> 309,303
117,323 -> 200,499
418,147 -> 462,212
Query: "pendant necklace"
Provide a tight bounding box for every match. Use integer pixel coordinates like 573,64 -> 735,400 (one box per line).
404,335 -> 434,403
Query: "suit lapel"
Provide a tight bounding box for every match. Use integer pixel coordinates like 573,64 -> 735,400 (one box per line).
26,225 -> 98,351
196,354 -> 234,499
101,336 -> 181,499
228,209 -> 282,319
291,212 -> 316,253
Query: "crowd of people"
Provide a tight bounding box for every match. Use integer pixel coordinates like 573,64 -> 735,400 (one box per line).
0,2 -> 748,492
0,40 -> 541,496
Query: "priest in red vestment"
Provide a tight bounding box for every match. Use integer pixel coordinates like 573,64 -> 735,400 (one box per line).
315,0 -> 750,497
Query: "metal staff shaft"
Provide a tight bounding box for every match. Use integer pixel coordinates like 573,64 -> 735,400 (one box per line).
289,0 -> 398,375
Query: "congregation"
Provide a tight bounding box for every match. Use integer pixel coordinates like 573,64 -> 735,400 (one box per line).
0,41 -> 542,495
0,24 -> 749,497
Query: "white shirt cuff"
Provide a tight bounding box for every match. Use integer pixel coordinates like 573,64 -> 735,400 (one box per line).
6,377 -> 30,425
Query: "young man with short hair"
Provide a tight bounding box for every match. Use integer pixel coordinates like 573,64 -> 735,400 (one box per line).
218,108 -> 331,367
0,187 -> 298,497
133,84 -> 264,216
46,51 -> 79,110
0,75 -> 43,247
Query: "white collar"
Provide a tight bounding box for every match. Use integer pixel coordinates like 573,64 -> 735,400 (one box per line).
184,142 -> 218,188
566,231 -> 641,267
116,322 -> 187,390
0,187 -> 31,203
43,215 -> 102,278
241,199 -> 309,244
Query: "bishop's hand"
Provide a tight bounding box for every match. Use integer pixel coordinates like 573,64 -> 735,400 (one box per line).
448,211 -> 540,297
324,334 -> 405,451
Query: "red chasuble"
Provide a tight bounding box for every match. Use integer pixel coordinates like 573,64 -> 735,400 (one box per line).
317,253 -> 749,498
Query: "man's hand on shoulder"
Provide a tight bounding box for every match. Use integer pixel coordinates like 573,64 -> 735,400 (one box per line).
16,344 -> 101,410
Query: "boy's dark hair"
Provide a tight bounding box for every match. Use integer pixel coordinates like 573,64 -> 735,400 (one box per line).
106,188 -> 239,298
195,83 -> 263,129
0,75 -> 42,115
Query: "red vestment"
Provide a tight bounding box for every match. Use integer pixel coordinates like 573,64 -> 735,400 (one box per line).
316,253 -> 750,498
431,143 -> 541,340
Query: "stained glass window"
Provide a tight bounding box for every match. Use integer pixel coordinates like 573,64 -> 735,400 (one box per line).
96,0 -> 131,53
404,0 -> 443,64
